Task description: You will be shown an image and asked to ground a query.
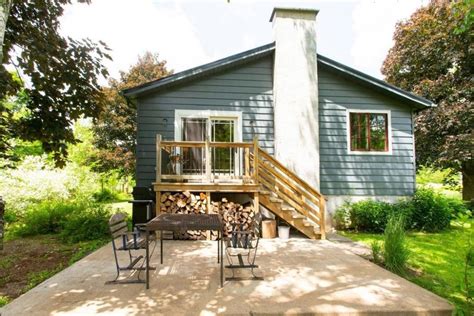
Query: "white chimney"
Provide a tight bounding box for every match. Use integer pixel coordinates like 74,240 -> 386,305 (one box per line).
270,8 -> 320,190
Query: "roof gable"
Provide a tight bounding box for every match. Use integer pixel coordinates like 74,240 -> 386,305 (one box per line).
122,42 -> 434,109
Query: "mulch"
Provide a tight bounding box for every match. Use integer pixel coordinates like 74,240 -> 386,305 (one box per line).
0,235 -> 78,300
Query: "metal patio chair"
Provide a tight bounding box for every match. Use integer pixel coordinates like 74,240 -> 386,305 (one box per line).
225,211 -> 263,280
106,213 -> 155,284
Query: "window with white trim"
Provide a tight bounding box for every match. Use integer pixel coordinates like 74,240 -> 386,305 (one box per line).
348,111 -> 390,153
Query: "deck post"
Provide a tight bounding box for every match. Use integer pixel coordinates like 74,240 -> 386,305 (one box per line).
253,136 -> 259,184
253,191 -> 260,222
205,138 -> 212,183
206,191 -> 211,240
155,134 -> 162,220
244,148 -> 250,180
319,197 -> 326,240
156,134 -> 162,184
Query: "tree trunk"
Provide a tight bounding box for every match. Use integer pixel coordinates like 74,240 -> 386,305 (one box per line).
0,196 -> 5,252
0,0 -> 11,64
462,160 -> 474,202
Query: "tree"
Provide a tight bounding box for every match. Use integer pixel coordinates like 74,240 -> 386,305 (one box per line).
382,0 -> 474,200
92,52 -> 172,177
0,0 -> 111,165
0,0 -> 11,64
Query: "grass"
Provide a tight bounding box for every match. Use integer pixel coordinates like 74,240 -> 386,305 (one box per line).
340,219 -> 473,314
107,201 -> 132,216
0,296 -> 9,308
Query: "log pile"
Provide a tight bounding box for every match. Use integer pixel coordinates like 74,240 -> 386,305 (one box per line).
210,198 -> 255,238
159,192 -> 255,240
159,191 -> 208,240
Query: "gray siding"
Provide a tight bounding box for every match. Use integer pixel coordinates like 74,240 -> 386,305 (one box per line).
318,66 -> 415,196
136,57 -> 274,187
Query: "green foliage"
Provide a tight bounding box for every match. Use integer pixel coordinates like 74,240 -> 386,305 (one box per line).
371,240 -> 383,265
0,295 -> 10,308
92,188 -> 120,203
334,203 -> 351,230
61,204 -> 111,243
12,201 -> 77,236
0,155 -> 101,222
383,214 -> 409,275
10,199 -> 111,243
25,267 -> 63,292
410,188 -> 452,232
1,0 -> 111,165
335,188 -> 466,233
92,52 -> 172,177
68,239 -> 109,265
349,200 -> 393,233
341,219 -> 473,312
417,166 -> 454,185
382,1 -> 473,178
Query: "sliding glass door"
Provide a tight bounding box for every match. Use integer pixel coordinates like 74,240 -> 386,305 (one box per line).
211,119 -> 235,174
179,113 -> 239,176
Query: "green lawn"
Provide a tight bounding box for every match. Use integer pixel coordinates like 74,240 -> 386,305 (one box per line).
340,220 -> 473,314
107,201 -> 133,216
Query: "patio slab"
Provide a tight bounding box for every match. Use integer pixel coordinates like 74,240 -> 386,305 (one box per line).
0,239 -> 452,315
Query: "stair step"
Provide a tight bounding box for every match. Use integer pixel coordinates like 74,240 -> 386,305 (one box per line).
303,220 -> 314,227
259,190 -> 271,195
281,205 -> 296,211
269,197 -> 283,203
290,212 -> 306,219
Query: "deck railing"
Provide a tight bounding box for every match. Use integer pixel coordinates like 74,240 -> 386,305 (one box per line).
155,135 -> 259,184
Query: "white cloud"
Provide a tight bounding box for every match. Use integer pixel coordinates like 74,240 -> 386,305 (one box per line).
60,0 -> 209,84
351,0 -> 429,79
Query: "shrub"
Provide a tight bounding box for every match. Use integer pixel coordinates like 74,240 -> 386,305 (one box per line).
0,156 -> 100,221
384,214 -> 409,275
61,204 -> 111,243
0,295 -> 9,308
335,188 -> 461,233
349,200 -> 393,233
334,202 -> 351,230
371,240 -> 383,265
11,198 -> 111,243
410,188 -> 452,232
13,201 -> 80,236
92,188 -> 119,203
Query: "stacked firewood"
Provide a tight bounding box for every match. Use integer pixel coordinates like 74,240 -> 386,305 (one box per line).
210,198 -> 255,238
159,192 -> 255,240
159,191 -> 208,240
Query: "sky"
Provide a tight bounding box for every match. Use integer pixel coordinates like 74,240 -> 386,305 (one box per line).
60,0 -> 430,84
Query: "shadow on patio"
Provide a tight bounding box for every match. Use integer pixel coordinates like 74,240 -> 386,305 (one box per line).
0,239 -> 452,315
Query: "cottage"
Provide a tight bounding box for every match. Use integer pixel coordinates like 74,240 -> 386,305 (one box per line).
123,8 -> 433,236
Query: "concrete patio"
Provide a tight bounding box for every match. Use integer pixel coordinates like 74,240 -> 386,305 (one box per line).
1,238 -> 452,315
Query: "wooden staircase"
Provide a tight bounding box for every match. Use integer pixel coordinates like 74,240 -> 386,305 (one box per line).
254,148 -> 326,239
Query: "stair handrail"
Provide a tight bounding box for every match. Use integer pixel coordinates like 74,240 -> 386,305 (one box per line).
255,147 -> 326,239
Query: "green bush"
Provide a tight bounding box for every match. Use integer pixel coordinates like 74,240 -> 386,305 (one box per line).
335,188 -> 463,233
371,240 -> 383,265
349,200 -> 393,233
92,188 -> 119,203
384,214 -> 409,275
11,199 -> 111,243
13,201 -> 79,236
61,204 -> 111,243
410,188 -> 452,232
334,203 -> 351,230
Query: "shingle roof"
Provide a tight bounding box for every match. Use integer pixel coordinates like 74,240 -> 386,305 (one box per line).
122,42 -> 434,109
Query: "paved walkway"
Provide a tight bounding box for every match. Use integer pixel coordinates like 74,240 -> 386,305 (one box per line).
1,239 -> 452,315
326,232 -> 372,258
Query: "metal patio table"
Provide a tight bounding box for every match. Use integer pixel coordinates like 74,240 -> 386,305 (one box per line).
144,213 -> 224,289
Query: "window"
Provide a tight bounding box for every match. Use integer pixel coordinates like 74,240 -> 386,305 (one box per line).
349,112 -> 389,152
175,110 -> 242,174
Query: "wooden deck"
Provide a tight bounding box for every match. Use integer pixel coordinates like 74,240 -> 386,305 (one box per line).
153,134 -> 326,239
